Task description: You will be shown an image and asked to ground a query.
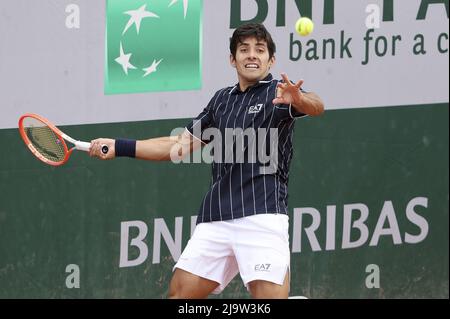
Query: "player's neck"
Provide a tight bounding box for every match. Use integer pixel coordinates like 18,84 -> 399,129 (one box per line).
239,80 -> 257,92
238,74 -> 268,92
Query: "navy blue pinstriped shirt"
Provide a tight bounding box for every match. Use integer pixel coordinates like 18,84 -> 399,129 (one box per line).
186,74 -> 306,224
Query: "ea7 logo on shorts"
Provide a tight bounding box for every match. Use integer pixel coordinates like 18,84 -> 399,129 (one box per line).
248,104 -> 264,114
255,264 -> 271,272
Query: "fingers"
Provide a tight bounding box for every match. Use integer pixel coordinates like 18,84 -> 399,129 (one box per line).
272,97 -> 284,105
296,80 -> 304,89
280,73 -> 305,89
89,139 -> 114,160
89,140 -> 98,157
275,84 -> 286,105
276,86 -> 282,97
275,75 -> 305,105
89,139 -> 102,158
281,73 -> 292,86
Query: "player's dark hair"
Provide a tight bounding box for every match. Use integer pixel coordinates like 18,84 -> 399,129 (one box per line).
230,23 -> 276,59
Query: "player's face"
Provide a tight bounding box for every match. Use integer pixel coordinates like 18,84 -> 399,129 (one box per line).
231,37 -> 275,89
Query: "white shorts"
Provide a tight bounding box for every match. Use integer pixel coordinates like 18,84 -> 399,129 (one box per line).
173,213 -> 290,294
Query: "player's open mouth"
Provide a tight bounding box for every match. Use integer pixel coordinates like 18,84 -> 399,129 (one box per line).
245,64 -> 259,69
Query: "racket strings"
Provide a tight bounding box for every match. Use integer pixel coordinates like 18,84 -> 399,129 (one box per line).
23,119 -> 66,162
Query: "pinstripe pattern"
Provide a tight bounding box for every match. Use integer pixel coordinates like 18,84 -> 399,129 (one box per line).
185,74 -> 306,224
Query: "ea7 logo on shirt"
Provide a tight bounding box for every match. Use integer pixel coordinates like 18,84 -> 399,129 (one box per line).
248,104 -> 264,114
255,263 -> 271,272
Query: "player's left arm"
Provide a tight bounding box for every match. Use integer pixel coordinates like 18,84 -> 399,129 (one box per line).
272,73 -> 325,116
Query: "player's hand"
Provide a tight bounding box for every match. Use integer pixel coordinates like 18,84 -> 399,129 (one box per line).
89,138 -> 116,160
272,73 -> 304,106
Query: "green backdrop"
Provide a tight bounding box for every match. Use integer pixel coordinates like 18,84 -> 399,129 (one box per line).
0,103 -> 448,298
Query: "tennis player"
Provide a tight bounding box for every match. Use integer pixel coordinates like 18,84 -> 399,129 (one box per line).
90,23 -> 324,299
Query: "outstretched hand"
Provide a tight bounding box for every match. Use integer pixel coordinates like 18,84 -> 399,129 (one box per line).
89,138 -> 116,160
272,73 -> 304,106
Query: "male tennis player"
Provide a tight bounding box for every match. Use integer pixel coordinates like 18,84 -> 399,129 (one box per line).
90,23 -> 324,299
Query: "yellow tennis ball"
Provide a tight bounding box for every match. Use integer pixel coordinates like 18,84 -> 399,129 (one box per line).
295,17 -> 314,36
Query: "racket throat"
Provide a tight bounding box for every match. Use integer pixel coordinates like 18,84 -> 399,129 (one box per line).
62,133 -> 90,152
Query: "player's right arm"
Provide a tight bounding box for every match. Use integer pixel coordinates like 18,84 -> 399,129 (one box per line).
89,129 -> 202,162
91,91 -> 218,161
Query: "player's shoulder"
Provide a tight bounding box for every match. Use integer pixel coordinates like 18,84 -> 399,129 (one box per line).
223,85 -> 238,95
206,86 -> 234,109
211,86 -> 236,99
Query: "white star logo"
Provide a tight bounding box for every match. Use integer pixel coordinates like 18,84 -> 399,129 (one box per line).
143,59 -> 163,77
169,0 -> 189,19
115,42 -> 137,75
122,4 -> 159,35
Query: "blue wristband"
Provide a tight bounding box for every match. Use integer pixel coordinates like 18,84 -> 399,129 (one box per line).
115,139 -> 136,158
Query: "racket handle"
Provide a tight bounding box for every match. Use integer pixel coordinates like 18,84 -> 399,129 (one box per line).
75,142 -> 108,154
75,141 -> 91,152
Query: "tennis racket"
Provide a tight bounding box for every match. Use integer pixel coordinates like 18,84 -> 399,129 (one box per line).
18,113 -> 108,166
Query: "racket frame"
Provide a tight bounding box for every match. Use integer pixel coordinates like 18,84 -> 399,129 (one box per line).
19,113 -> 91,166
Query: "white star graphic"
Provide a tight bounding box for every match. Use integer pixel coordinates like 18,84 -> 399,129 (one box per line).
169,0 -> 189,19
115,42 -> 137,75
142,59 -> 163,77
123,4 -> 159,35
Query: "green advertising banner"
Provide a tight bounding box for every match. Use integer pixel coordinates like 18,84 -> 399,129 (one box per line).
104,0 -> 203,95
0,104 -> 448,298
